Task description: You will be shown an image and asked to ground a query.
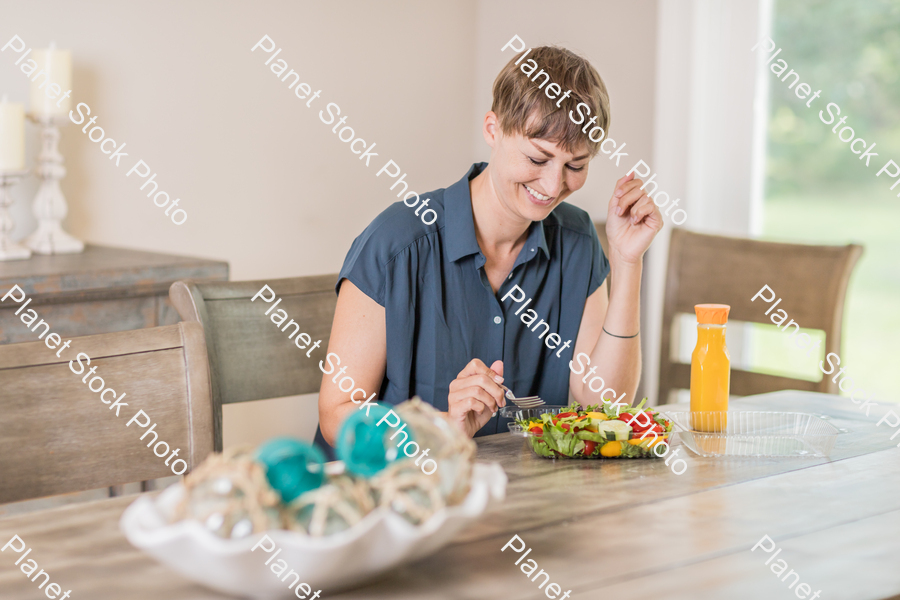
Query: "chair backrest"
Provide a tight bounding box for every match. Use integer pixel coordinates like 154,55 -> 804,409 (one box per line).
0,322 -> 213,504
593,221 -> 609,256
169,275 -> 338,451
658,228 -> 863,405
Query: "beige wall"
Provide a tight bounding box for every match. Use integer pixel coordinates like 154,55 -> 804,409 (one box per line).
3,0 -> 478,279
1,0 -> 657,448
471,0 -> 658,216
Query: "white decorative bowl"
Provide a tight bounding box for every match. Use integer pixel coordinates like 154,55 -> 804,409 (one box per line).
120,462 -> 507,598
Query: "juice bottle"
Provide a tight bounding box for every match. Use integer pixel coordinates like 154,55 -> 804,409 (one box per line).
690,304 -> 731,433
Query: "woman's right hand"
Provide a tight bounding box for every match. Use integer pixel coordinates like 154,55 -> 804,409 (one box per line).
447,359 -> 506,437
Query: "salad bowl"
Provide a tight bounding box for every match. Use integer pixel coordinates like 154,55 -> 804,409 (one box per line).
502,400 -> 675,460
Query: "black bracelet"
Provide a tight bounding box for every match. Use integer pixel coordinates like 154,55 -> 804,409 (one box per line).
602,326 -> 639,339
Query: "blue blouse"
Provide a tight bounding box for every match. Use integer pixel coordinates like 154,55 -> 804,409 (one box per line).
321,162 -> 609,448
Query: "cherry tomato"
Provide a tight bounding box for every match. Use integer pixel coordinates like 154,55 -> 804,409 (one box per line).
560,423 -> 571,432
583,440 -> 597,455
636,424 -> 663,438
623,412 -> 658,432
529,426 -> 543,435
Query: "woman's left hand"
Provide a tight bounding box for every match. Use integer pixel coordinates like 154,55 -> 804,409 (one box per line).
605,172 -> 664,265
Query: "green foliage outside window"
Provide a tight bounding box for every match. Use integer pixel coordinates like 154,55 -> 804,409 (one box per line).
756,0 -> 900,400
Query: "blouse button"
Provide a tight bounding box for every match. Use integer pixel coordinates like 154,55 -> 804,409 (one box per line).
493,316 -> 502,324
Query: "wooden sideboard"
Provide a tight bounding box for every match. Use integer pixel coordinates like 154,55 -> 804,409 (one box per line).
0,244 -> 228,343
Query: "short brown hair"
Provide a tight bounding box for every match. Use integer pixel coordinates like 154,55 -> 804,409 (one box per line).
491,46 -> 610,157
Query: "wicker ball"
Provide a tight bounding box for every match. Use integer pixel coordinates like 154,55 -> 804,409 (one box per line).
282,474 -> 375,537
395,397 -> 476,504
172,447 -> 282,539
369,460 -> 445,525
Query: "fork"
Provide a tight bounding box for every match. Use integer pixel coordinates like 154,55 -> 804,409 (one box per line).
491,384 -> 546,418
500,385 -> 545,408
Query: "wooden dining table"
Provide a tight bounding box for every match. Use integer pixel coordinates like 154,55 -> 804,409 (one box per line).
2,390 -> 900,600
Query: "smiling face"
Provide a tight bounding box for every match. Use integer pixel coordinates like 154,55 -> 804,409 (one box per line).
483,111 -> 592,223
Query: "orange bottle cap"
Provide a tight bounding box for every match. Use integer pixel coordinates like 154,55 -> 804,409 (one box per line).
695,304 -> 730,325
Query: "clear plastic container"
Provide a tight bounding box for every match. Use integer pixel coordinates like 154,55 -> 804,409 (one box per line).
500,405 -> 568,433
501,406 -> 673,460
663,411 -> 839,457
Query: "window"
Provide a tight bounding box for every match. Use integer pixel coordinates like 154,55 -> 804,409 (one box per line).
754,0 -> 900,400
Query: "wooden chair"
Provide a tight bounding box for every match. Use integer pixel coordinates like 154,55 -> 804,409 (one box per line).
593,221 -> 609,256
0,322 -> 213,504
657,228 -> 863,405
169,275 -> 338,451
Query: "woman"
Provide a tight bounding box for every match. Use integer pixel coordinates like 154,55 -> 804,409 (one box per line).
316,45 -> 663,449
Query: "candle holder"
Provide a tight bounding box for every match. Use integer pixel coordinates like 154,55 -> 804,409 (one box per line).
0,169 -> 31,261
24,115 -> 84,254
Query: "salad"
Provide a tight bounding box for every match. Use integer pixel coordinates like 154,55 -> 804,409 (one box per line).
515,399 -> 674,459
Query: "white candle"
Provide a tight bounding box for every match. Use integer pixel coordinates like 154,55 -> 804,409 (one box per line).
0,96 -> 25,171
29,42 -> 72,119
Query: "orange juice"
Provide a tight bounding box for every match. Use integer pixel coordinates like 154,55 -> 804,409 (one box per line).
690,304 -> 731,433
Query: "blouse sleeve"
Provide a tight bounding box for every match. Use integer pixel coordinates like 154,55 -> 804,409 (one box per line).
336,203 -> 427,306
337,222 -> 389,306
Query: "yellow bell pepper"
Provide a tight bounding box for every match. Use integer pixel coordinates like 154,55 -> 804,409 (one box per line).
600,441 -> 622,457
629,434 -> 668,447
586,411 -> 609,421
